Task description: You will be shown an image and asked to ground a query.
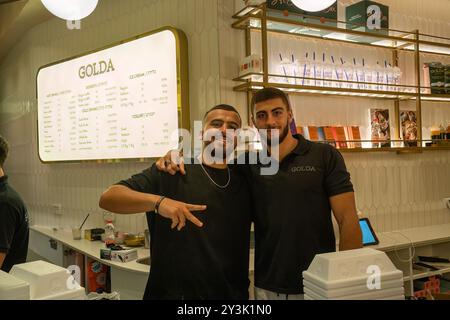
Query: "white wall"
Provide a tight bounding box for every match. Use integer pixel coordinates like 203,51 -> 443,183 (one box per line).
0,0 -> 222,233
0,0 -> 449,234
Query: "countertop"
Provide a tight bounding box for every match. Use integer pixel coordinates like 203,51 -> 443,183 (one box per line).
30,226 -> 255,274
32,223 -> 450,275
371,224 -> 450,251
31,226 -> 150,274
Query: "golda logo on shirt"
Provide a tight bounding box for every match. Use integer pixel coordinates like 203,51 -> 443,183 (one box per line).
291,166 -> 317,173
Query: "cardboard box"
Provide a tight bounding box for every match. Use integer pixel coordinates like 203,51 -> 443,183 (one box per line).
100,248 -> 111,260
423,62 -> 446,94
239,54 -> 262,77
346,1 -> 389,35
110,249 -> 138,263
84,228 -> 105,241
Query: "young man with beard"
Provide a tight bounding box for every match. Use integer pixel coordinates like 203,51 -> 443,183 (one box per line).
157,88 -> 363,300
99,105 -> 252,300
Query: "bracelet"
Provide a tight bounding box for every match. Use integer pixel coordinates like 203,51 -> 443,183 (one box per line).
154,196 -> 166,214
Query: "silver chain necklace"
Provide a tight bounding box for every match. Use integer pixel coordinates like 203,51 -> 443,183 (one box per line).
200,161 -> 231,189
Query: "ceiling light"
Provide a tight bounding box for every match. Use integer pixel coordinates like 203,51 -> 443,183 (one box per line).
41,0 -> 98,21
291,0 -> 336,13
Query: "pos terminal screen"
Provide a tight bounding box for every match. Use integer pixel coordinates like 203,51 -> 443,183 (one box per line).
359,218 -> 379,246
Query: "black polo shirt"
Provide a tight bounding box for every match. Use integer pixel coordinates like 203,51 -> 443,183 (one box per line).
0,176 -> 29,272
240,135 -> 354,294
117,162 -> 252,300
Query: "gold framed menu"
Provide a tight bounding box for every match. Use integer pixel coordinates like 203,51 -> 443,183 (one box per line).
37,27 -> 189,163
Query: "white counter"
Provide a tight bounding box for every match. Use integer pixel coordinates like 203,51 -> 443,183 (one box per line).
372,224 -> 450,252
30,225 -> 255,273
30,226 -> 150,274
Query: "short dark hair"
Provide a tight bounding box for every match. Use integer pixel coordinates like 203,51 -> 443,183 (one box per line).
0,135 -> 9,167
251,87 -> 291,115
203,104 -> 242,126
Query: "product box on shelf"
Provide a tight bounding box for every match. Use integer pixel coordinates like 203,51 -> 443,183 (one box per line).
423,62 -> 446,94
239,54 -> 262,77
400,111 -> 418,147
370,109 -> 391,148
346,1 -> 389,35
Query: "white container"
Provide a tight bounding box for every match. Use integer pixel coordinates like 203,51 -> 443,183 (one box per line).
37,287 -> 86,300
303,269 -> 403,291
302,248 -> 402,284
304,286 -> 405,300
9,260 -> 85,300
0,270 -> 30,300
303,277 -> 404,299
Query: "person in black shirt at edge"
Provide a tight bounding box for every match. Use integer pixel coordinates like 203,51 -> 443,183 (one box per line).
157,88 -> 363,300
99,105 -> 252,300
0,135 -> 29,273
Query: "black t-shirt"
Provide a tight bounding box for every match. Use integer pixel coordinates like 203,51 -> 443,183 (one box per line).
117,161 -> 252,300
238,135 -> 354,294
0,176 -> 29,272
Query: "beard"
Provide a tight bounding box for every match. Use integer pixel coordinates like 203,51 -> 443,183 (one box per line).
263,120 -> 290,147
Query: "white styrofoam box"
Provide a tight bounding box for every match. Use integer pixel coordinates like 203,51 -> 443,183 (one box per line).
303,269 -> 403,291
9,260 -> 73,299
0,270 -> 30,300
304,286 -> 405,301
302,248 -> 401,283
305,293 -> 405,301
303,277 -> 404,299
36,287 -> 86,300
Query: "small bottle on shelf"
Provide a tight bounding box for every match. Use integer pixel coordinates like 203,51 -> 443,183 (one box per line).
322,55 -> 334,88
299,52 -> 312,86
393,65 -> 403,93
446,123 -> 450,141
440,124 -> 447,143
356,58 -> 366,90
386,62 -> 396,92
364,61 -> 375,91
375,61 -> 385,91
331,56 -> 343,88
313,52 -> 323,87
430,127 -> 440,146
341,58 -> 354,89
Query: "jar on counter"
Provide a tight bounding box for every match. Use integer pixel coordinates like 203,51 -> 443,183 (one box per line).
431,129 -> 441,146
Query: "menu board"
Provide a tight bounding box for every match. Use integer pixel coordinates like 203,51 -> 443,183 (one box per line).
37,28 -> 188,162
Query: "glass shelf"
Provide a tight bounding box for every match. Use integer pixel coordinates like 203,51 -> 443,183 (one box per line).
232,5 -> 450,56
234,73 -> 419,100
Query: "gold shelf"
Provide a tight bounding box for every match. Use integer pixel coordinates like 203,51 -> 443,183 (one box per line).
232,5 -> 450,56
232,4 -> 450,152
340,146 -> 450,154
234,81 -> 418,101
234,74 -> 450,102
421,94 -> 450,103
